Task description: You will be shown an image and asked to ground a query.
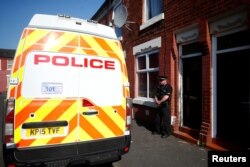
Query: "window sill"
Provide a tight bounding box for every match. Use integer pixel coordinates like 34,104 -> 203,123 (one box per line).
133,97 -> 157,108
140,13 -> 165,31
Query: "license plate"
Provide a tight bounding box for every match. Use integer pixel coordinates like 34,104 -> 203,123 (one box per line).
24,127 -> 66,138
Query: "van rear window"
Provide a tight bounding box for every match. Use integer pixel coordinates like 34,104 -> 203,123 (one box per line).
22,51 -> 123,106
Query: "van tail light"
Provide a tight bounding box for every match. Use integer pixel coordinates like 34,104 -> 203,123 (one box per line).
5,99 -> 15,144
8,164 -> 16,167
123,146 -> 129,153
82,98 -> 95,107
126,98 -> 132,131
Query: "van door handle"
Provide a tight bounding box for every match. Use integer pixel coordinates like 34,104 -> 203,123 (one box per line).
82,111 -> 98,116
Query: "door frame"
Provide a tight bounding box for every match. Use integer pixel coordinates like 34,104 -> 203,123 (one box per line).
211,27 -> 250,138
178,41 -> 202,128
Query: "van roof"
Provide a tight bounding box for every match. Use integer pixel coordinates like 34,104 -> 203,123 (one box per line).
28,14 -> 117,40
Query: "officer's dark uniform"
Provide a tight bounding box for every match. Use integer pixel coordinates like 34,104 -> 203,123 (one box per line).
155,76 -> 172,138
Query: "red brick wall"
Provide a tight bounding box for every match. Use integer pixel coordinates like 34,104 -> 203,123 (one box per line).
95,0 -> 250,100
123,0 -> 250,99
123,0 -> 168,98
93,0 -> 249,150
122,0 -> 142,98
121,0 -> 249,150
0,59 -> 7,70
165,0 -> 249,30
133,104 -> 157,125
198,19 -> 212,143
0,58 -> 10,93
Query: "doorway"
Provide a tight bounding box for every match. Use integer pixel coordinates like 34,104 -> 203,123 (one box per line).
217,49 -> 249,149
182,56 -> 202,130
215,29 -> 250,150
180,42 -> 202,131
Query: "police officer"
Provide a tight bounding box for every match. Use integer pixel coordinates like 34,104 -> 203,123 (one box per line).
153,76 -> 172,138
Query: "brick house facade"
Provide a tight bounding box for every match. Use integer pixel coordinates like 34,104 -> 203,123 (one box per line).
0,49 -> 15,93
92,0 -> 250,150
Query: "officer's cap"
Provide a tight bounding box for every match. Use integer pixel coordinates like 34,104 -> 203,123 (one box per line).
159,76 -> 168,81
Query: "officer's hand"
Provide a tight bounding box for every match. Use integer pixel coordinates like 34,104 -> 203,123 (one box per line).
155,99 -> 161,106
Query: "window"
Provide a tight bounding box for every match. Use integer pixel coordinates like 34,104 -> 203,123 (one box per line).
0,60 -> 2,70
115,27 -> 122,38
136,51 -> 159,99
7,59 -> 13,70
140,0 -> 164,30
217,30 -> 250,50
146,0 -> 163,20
182,42 -> 201,55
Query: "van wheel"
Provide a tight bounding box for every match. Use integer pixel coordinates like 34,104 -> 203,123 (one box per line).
69,163 -> 113,167
0,160 -> 5,167
0,146 -> 5,167
101,163 -> 113,167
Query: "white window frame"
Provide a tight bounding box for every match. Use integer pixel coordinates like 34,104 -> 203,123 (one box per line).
209,11 -> 249,139
211,27 -> 250,138
0,59 -> 2,70
132,37 -> 161,107
140,0 -> 164,30
7,59 -> 13,70
135,50 -> 159,100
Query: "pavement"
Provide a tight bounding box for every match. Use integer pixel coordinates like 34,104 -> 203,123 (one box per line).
113,120 -> 208,167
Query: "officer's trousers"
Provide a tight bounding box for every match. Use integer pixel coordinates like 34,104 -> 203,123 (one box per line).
155,103 -> 172,135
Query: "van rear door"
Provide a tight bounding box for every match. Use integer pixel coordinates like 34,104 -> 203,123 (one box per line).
19,51 -> 80,149
77,34 -> 127,153
12,29 -> 80,150
77,55 -> 124,139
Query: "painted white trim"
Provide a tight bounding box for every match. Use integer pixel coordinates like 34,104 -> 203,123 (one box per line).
133,37 -> 161,55
7,59 -> 13,70
181,52 -> 202,59
178,45 -> 184,127
210,11 -> 247,34
176,27 -> 199,44
135,50 -> 159,100
142,0 -> 147,24
217,45 -> 250,54
211,35 -> 217,138
133,97 -> 157,108
140,13 -> 165,31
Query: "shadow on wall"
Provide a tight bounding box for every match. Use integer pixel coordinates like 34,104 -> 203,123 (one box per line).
133,103 -> 157,132
0,92 -> 7,166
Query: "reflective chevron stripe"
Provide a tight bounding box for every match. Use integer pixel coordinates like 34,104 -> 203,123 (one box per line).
8,28 -> 129,148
